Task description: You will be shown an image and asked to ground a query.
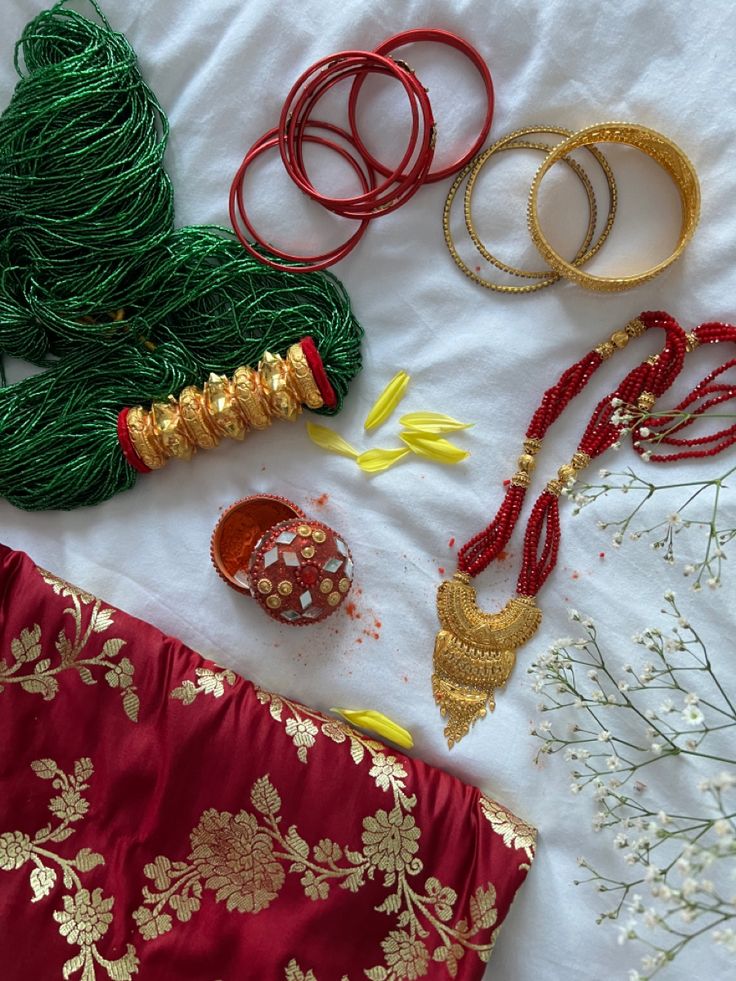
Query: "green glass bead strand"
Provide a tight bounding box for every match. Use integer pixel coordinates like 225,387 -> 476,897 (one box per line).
0,2 -> 362,511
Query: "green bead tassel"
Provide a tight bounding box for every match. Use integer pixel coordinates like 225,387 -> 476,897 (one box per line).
0,1 -> 362,511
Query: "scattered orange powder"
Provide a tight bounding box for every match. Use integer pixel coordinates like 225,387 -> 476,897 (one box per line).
310,492 -> 329,507
448,537 -> 455,548
438,566 -> 445,575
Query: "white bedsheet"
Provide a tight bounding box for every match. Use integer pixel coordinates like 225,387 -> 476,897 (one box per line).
2,1 -> 734,978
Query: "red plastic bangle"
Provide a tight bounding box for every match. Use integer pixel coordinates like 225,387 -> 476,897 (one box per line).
229,122 -> 374,273
349,29 -> 494,184
279,51 -> 434,217
289,59 -> 435,218
279,52 -> 422,211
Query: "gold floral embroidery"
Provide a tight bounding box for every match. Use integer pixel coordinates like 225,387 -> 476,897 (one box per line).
170,666 -> 237,704
0,758 -> 138,979
479,795 -> 537,864
133,691 -> 500,980
0,569 -> 138,722
284,962 -> 348,981
255,686 -> 387,766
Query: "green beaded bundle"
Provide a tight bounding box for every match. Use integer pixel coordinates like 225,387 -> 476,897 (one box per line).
0,0 -> 362,511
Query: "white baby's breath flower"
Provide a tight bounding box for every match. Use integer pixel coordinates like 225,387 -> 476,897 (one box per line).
598,730 -> 611,742
568,608 -> 581,621
714,819 -> 731,838
682,704 -> 704,727
650,743 -> 663,756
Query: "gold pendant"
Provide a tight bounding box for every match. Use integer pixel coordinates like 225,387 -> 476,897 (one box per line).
433,572 -> 542,748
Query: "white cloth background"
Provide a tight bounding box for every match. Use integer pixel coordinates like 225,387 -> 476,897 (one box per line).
1,1 -> 735,978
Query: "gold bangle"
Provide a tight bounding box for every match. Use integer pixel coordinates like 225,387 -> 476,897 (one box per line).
464,126 -> 617,281
528,122 -> 700,292
443,126 -> 617,294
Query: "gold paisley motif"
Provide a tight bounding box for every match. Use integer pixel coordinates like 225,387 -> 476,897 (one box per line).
433,572 -> 542,747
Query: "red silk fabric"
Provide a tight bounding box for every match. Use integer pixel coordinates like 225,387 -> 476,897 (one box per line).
0,544 -> 534,979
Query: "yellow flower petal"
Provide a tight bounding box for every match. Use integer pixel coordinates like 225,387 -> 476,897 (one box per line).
356,448 -> 410,473
399,412 -> 474,434
330,708 -> 414,750
400,431 -> 469,464
363,371 -> 410,431
306,422 -> 359,459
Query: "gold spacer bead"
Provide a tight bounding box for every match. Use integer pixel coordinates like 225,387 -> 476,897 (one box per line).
625,318 -> 647,337
557,464 -> 576,484
595,341 -> 615,360
319,579 -> 334,594
611,330 -> 629,349
647,354 -> 660,366
517,453 -> 536,474
637,391 -> 656,412
523,437 -> 542,455
685,331 -> 699,352
510,471 -> 531,488
257,579 -> 273,595
570,451 -> 591,471
546,478 -> 564,497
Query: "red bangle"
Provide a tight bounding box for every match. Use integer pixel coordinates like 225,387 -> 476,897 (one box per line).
229,122 -> 373,273
279,51 -> 434,218
349,29 -> 494,184
289,60 -> 435,218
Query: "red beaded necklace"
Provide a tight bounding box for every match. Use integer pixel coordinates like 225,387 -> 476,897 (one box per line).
434,312 -> 736,747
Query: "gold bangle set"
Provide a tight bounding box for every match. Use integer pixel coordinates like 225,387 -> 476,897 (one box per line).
444,121 -> 701,293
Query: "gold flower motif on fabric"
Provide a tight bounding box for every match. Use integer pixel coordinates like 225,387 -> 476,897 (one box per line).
0,569 -> 139,722
479,796 -> 537,863
170,666 -> 237,705
0,757 -> 138,979
132,687 -> 514,977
